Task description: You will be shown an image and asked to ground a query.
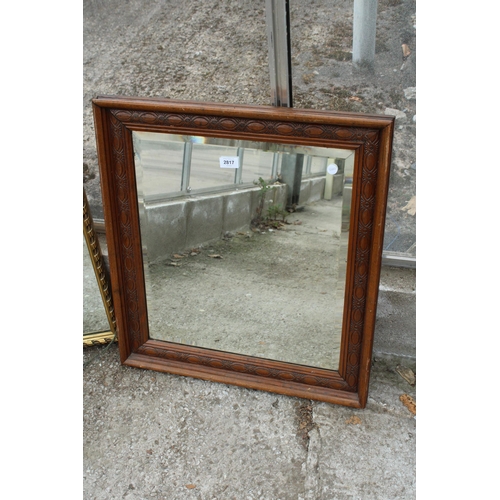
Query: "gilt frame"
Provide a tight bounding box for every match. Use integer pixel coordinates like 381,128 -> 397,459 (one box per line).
92,96 -> 394,407
83,188 -> 117,346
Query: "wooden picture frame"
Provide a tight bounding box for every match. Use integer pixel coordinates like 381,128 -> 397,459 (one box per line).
92,96 -> 394,408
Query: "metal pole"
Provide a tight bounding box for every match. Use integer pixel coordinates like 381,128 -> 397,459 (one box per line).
234,147 -> 244,184
352,0 -> 378,72
181,141 -> 192,192
271,153 -> 280,180
304,155 -> 312,175
265,0 -> 293,107
266,0 -> 303,208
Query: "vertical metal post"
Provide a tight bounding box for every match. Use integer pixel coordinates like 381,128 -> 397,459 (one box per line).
352,0 -> 378,72
266,0 -> 303,207
333,158 -> 345,197
280,153 -> 304,207
234,147 -> 244,184
271,153 -> 280,179
304,155 -> 312,175
265,0 -> 293,107
181,141 -> 192,192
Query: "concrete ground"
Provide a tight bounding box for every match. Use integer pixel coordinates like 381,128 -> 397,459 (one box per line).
83,265 -> 416,500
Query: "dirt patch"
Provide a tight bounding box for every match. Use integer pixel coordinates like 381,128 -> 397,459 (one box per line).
345,415 -> 362,425
295,400 -> 316,449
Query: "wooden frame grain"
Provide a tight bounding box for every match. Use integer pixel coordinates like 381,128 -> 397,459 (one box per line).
92,96 -> 394,408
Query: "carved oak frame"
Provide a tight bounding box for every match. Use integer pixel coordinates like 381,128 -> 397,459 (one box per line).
92,96 -> 394,408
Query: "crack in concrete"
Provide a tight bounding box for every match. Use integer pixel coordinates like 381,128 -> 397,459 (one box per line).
295,400 -> 322,499
304,425 -> 322,499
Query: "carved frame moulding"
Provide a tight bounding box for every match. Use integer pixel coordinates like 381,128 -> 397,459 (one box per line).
92,96 -> 394,408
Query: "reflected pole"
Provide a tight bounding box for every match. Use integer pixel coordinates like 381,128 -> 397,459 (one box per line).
265,0 -> 303,208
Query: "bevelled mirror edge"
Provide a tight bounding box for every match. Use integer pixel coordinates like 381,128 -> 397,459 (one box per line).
92,96 -> 394,408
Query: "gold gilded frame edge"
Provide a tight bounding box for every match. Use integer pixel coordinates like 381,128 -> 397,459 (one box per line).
83,188 -> 117,346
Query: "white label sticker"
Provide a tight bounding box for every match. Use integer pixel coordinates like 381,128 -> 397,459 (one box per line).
220,156 -> 239,169
327,163 -> 339,175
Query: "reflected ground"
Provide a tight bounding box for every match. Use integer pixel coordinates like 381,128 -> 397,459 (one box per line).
83,236 -> 110,334
135,133 -> 353,371
144,198 -> 346,370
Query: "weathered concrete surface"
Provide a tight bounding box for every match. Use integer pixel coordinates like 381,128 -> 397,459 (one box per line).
83,345 -> 416,500
374,267 -> 416,360
299,177 -> 326,206
83,266 -> 416,500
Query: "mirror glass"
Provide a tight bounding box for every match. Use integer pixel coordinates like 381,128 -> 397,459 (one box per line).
132,131 -> 354,370
83,235 -> 111,334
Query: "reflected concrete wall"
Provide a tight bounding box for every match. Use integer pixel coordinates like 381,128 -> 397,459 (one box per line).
142,177 -> 326,263
299,176 -> 326,205
141,184 -> 286,263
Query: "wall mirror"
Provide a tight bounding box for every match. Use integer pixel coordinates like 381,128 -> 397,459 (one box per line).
92,96 -> 394,407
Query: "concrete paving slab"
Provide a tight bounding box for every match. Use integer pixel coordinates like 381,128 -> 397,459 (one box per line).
84,337 -> 416,499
